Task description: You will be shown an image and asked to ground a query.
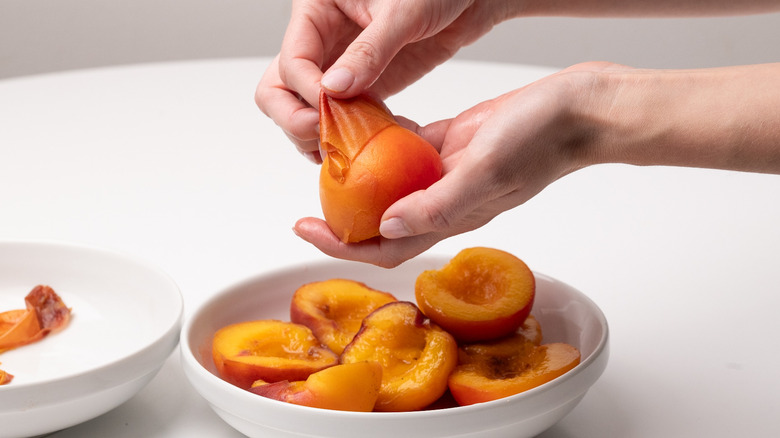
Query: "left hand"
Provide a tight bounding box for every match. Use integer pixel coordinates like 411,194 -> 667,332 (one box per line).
293,62 -> 621,267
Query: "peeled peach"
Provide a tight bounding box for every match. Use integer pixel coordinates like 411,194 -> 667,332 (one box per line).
212,320 -> 338,389
448,333 -> 581,406
319,91 -> 443,242
290,279 -> 397,354
415,247 -> 535,342
250,361 -> 382,412
340,301 -> 458,412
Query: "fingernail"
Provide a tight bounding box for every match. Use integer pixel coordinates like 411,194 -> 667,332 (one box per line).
380,217 -> 411,239
321,68 -> 354,93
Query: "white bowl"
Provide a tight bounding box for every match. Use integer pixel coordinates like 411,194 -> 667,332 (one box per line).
0,240 -> 183,438
182,255 -> 609,438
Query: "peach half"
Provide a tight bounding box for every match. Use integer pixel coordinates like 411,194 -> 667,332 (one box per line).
212,320 -> 338,389
340,301 -> 458,412
250,361 -> 382,412
448,333 -> 581,406
415,247 -> 535,342
290,279 -> 397,354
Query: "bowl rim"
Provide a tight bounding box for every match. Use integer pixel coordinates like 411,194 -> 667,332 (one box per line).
0,239 -> 184,395
181,254 -> 609,420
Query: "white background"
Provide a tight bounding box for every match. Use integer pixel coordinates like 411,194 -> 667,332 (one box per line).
2,2 -> 779,437
2,0 -> 780,79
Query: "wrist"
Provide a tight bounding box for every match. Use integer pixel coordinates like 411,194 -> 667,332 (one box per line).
479,0 -> 531,23
571,62 -> 780,173
568,64 -> 694,169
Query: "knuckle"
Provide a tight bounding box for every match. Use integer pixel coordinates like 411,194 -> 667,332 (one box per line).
377,257 -> 403,269
254,87 -> 271,116
422,203 -> 455,231
346,39 -> 384,71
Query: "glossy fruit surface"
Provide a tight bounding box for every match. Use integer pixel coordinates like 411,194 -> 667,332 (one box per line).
448,333 -> 580,406
0,285 -> 71,354
212,319 -> 338,389
319,92 -> 442,242
290,279 -> 397,354
250,361 -> 382,412
340,301 -> 458,411
415,247 -> 535,342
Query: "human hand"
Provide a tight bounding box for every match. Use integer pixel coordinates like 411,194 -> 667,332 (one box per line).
293,62 -> 625,267
255,0 -> 511,163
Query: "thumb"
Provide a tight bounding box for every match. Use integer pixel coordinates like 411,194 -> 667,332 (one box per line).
321,16 -> 412,97
379,171 -> 478,239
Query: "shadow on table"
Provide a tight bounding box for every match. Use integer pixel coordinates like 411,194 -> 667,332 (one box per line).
48,353 -> 243,438
536,377 -> 633,438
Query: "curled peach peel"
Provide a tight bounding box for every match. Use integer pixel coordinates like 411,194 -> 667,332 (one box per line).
0,309 -> 38,355
340,301 -> 458,412
250,361 -> 382,412
0,366 -> 12,385
0,285 -> 71,353
212,320 -> 338,389
1,285 -> 71,386
290,279 -> 397,354
319,91 -> 442,242
448,333 -> 581,406
415,247 -> 535,342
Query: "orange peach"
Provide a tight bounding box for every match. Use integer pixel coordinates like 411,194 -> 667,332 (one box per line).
212,320 -> 338,389
319,91 -> 442,242
340,301 -> 458,412
448,333 -> 581,406
250,361 -> 382,412
290,279 -> 397,354
415,247 -> 535,342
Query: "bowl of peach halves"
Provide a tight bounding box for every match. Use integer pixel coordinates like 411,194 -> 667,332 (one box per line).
181,247 -> 609,438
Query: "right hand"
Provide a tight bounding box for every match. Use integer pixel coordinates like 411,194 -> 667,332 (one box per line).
255,0 -> 510,162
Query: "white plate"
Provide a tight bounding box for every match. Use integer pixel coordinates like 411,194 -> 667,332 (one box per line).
182,255 -> 609,438
0,240 -> 183,438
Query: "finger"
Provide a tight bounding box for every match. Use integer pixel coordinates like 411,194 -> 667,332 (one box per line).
379,163 -> 494,240
414,118 -> 454,152
320,15 -> 416,97
293,217 -> 440,268
392,115 -> 421,133
276,6 -> 336,108
256,57 -> 321,156
293,218 -> 389,265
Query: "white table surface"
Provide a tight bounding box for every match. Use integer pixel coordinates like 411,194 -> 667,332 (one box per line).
1,57 -> 779,437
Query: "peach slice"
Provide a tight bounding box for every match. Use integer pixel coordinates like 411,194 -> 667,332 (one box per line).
340,301 -> 458,412
448,333 -> 581,406
290,279 -> 397,354
212,320 -> 338,389
517,314 -> 542,346
319,91 -> 442,242
250,361 -> 382,412
415,247 -> 535,342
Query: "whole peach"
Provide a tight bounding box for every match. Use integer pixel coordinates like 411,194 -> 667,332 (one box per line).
319,92 -> 442,243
